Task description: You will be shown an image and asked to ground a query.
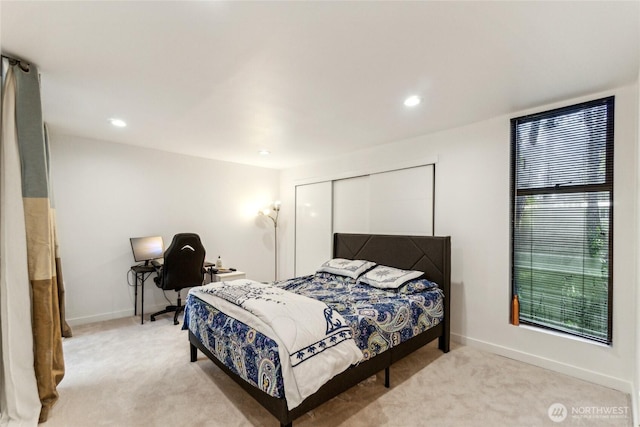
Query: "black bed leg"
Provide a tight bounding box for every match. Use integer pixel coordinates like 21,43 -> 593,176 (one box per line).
281,423 -> 291,427
439,334 -> 450,353
384,367 -> 390,388
190,343 -> 198,362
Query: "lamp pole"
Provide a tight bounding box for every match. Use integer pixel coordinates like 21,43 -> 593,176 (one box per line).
272,201 -> 280,281
260,201 -> 280,281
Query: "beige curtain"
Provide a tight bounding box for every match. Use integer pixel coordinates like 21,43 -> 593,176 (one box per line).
1,56 -> 71,425
1,58 -> 41,427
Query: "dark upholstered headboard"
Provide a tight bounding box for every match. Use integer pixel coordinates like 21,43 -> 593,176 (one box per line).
333,233 -> 451,352
333,233 -> 451,349
333,233 -> 451,290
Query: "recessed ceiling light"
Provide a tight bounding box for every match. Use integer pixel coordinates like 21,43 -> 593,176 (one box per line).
109,118 -> 127,127
259,150 -> 271,156
403,95 -> 421,107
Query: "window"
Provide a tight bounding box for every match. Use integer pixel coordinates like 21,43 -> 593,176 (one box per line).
510,97 -> 614,344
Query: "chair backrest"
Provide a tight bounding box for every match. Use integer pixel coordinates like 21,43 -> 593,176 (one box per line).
159,233 -> 206,291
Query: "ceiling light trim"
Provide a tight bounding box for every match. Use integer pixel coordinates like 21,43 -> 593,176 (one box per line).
109,118 -> 127,128
403,95 -> 421,107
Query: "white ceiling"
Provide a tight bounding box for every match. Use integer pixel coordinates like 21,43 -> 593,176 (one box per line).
1,1 -> 638,169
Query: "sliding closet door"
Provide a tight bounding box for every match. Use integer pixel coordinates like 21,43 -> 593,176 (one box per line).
294,164 -> 434,277
333,175 -> 369,234
294,181 -> 332,276
332,164 -> 434,236
369,165 -> 434,235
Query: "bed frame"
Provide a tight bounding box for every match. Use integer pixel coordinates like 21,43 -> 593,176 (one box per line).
189,233 -> 451,427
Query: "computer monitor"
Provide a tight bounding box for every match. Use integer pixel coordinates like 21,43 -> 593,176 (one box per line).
130,236 -> 164,265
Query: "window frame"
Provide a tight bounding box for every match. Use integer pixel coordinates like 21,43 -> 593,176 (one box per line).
509,96 -> 614,344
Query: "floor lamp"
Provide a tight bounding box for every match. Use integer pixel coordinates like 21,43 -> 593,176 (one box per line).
259,201 -> 280,281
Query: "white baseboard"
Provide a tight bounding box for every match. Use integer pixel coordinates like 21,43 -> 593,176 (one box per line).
66,303 -> 168,327
451,333 -> 634,397
453,333 -> 638,425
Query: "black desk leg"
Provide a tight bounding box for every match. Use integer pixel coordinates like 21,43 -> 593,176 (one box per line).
131,267 -> 154,325
133,270 -> 145,324
134,272 -> 138,317
141,272 -> 145,324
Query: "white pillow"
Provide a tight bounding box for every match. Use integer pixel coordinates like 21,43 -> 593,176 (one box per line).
357,265 -> 423,289
317,258 -> 376,279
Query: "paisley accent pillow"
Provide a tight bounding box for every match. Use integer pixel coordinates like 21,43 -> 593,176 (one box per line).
316,258 -> 376,279
396,278 -> 439,294
357,265 -> 423,289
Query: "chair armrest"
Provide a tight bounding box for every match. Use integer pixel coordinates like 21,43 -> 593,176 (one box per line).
153,266 -> 163,287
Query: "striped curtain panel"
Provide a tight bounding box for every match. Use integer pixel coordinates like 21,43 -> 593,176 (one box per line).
1,58 -> 41,426
1,57 -> 72,424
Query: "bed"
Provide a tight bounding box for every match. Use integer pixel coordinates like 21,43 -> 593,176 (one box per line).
185,233 -> 451,427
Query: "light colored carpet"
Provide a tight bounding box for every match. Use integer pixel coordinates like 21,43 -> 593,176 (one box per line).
42,316 -> 632,427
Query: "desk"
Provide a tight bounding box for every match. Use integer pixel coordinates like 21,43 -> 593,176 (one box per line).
132,263 -> 242,324
131,265 -> 156,324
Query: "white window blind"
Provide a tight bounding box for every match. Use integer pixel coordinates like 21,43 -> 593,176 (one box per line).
511,96 -> 614,344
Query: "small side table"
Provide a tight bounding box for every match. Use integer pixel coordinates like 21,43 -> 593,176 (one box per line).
213,270 -> 245,282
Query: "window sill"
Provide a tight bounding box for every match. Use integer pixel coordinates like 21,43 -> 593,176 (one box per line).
516,323 -> 612,348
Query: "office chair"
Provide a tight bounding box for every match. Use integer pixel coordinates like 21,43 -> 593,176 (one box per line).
150,233 -> 206,325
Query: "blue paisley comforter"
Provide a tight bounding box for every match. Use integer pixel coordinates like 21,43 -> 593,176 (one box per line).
184,272 -> 443,400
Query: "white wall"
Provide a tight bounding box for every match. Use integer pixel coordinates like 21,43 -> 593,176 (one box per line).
280,85 -> 638,400
50,135 -> 279,325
